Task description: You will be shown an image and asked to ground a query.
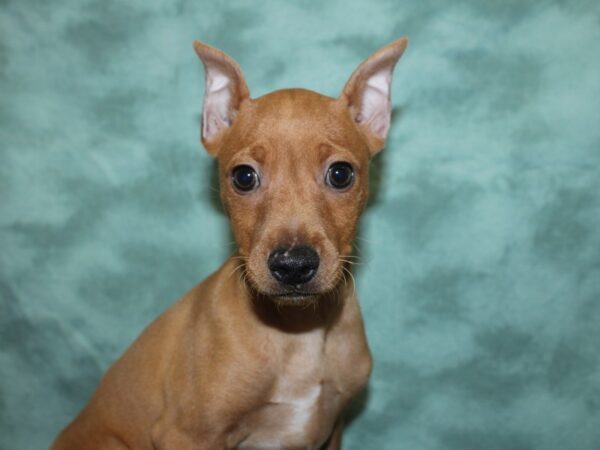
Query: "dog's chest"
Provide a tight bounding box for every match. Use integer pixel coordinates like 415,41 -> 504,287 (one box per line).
234,332 -> 343,449
236,379 -> 339,450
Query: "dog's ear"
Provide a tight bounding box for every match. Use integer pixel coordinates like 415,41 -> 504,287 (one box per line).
340,37 -> 408,156
193,41 -> 250,156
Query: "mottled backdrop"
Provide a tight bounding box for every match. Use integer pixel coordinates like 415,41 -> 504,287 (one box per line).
1,0 -> 600,449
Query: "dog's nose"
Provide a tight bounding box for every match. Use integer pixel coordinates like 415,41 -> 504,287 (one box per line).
268,246 -> 320,286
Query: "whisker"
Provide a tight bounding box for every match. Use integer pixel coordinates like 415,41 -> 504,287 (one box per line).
228,262 -> 246,280
230,255 -> 247,260
352,242 -> 365,255
342,265 -> 357,299
339,258 -> 362,266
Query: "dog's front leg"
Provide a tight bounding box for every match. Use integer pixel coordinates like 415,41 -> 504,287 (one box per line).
320,419 -> 343,450
152,429 -> 224,450
151,418 -> 224,450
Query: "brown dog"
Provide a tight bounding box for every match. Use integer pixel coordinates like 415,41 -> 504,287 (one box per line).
51,37 -> 408,450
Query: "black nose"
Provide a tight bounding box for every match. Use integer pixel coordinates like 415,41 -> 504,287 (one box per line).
268,246 -> 320,286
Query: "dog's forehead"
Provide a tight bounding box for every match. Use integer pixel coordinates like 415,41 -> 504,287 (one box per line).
220,88 -> 368,161
254,88 -> 334,112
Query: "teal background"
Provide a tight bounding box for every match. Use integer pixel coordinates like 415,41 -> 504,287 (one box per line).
1,0 -> 600,449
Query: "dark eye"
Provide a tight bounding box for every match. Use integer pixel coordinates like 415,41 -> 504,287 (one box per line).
326,162 -> 354,190
231,165 -> 259,193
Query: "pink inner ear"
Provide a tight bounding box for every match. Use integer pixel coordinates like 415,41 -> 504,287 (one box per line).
357,67 -> 393,139
202,67 -> 233,141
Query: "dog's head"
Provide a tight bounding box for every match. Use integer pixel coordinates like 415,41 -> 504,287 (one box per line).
194,38 -> 407,302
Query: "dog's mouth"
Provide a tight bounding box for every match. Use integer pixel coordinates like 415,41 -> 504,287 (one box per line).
240,266 -> 322,300
270,291 -> 320,305
273,291 -> 318,300
265,280 -> 322,300
275,291 -> 314,296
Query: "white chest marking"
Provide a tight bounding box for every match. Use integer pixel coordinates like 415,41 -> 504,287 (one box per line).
237,330 -> 327,449
272,382 -> 322,435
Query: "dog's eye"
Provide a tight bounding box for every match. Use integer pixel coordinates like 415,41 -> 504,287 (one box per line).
231,165 -> 259,193
326,162 -> 354,190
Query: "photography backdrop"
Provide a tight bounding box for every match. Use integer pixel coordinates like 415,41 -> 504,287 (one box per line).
1,0 -> 600,449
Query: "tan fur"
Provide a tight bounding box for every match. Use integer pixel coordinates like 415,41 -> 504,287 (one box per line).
51,37 -> 407,450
